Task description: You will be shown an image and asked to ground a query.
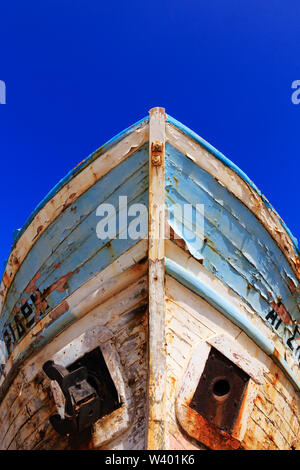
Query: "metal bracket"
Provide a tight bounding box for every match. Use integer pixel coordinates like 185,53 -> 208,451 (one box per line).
43,360 -> 102,436
189,348 -> 249,434
151,141 -> 164,166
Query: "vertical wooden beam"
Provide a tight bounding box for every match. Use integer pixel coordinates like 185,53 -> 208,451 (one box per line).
147,107 -> 167,450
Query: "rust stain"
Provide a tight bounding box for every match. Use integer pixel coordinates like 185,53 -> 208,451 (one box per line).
106,241 -> 116,261
232,351 -> 248,367
25,272 -> 42,295
167,333 -> 174,345
190,347 -> 250,436
32,225 -> 44,241
254,393 -> 263,404
43,271 -> 74,295
151,141 -> 163,166
273,372 -> 279,387
32,334 -> 44,346
287,277 -> 297,295
12,256 -> 19,266
13,305 -> 20,314
270,301 -> 293,325
232,386 -> 252,444
92,170 -> 98,182
170,376 -> 176,390
73,159 -> 85,171
13,270 -> 75,331
272,348 -> 281,363
184,403 -> 241,450
295,257 -> 300,280
61,193 -> 78,212
32,290 -> 50,322
2,271 -> 10,288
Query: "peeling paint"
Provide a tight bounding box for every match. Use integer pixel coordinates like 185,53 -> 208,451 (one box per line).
165,144 -> 300,365
0,147 -> 149,361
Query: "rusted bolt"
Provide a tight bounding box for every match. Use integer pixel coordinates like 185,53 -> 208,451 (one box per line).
151,141 -> 163,153
151,140 -> 163,166
151,154 -> 162,166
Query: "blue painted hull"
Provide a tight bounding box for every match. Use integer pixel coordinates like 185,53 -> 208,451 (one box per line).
165,143 -> 300,365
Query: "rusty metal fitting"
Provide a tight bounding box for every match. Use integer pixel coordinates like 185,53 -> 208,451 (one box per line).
151,141 -> 164,166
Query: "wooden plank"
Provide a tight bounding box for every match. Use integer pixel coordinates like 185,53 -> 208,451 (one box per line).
3,149 -> 148,316
1,152 -> 149,360
164,270 -> 299,449
165,275 -> 241,340
0,275 -> 148,415
165,145 -> 300,363
166,240 -> 300,383
0,276 -> 148,449
165,147 -> 299,315
0,123 -> 149,314
208,334 -> 266,384
147,107 -> 167,450
0,240 -> 148,392
166,122 -> 300,280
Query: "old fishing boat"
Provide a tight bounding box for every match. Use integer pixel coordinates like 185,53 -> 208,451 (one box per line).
0,108 -> 299,450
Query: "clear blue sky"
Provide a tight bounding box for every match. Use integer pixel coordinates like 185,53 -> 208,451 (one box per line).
0,0 -> 299,271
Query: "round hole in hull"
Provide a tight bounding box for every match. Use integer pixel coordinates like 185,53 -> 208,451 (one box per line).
212,378 -> 230,400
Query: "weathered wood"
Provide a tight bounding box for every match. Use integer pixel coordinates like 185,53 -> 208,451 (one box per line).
166,121 -> 300,279
164,272 -> 300,450
165,239 -> 300,381
0,123 -> 149,313
1,108 -> 299,451
0,149 -> 149,368
165,143 -> 300,363
0,273 -> 148,450
0,240 -> 148,395
207,334 -> 266,384
147,107 -> 167,450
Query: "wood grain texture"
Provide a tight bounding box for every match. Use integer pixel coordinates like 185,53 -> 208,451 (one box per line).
1,109 -> 299,451
0,272 -> 148,450
0,123 -> 149,314
0,146 -> 149,372
166,121 -> 300,280
164,272 -> 300,450
147,107 -> 167,450
165,144 -> 300,366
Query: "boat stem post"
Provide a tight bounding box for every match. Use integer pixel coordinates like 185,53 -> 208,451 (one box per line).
147,107 -> 167,450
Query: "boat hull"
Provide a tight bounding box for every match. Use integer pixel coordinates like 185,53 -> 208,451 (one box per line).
0,108 -> 299,450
